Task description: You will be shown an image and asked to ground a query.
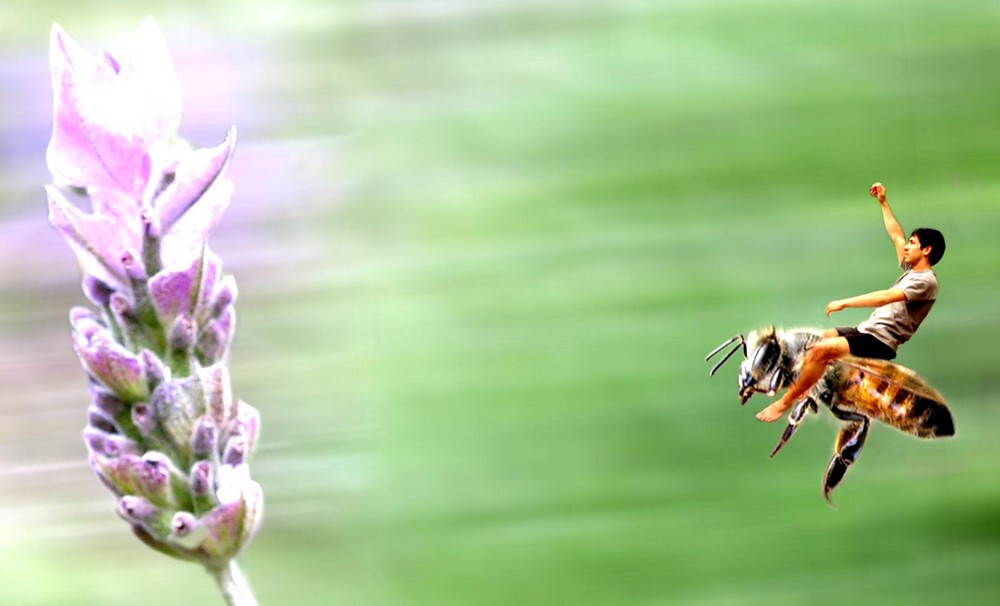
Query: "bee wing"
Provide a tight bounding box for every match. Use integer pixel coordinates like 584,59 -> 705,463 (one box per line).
832,356 -> 947,404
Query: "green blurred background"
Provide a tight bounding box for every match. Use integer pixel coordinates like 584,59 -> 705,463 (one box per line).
2,1 -> 999,604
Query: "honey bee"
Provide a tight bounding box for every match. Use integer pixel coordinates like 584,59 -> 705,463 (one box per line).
706,326 -> 954,504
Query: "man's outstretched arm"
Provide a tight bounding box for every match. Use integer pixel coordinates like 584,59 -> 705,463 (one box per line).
870,182 -> 906,265
825,288 -> 907,316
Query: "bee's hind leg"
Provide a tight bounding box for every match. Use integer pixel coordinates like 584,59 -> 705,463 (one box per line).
769,397 -> 818,458
822,408 -> 870,505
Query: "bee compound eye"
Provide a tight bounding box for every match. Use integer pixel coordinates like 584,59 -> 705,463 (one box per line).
750,341 -> 777,374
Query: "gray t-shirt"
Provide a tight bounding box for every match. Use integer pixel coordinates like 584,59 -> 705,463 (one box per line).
857,267 -> 938,351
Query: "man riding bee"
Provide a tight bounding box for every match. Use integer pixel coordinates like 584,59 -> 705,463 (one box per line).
706,183 -> 953,503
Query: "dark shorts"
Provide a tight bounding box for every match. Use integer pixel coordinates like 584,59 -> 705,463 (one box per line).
835,327 -> 896,360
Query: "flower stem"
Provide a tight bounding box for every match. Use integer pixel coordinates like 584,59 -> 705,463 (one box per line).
209,560 -> 258,606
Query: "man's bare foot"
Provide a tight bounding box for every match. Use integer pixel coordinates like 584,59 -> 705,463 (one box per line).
756,401 -> 790,423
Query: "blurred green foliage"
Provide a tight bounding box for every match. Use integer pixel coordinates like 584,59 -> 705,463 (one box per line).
2,1 -> 1000,605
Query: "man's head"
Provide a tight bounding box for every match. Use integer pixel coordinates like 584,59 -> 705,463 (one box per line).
906,228 -> 946,266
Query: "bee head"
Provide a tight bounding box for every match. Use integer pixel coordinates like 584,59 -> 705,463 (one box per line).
737,327 -> 788,404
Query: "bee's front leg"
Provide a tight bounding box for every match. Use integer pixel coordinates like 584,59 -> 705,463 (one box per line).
770,397 -> 818,458
822,411 -> 870,505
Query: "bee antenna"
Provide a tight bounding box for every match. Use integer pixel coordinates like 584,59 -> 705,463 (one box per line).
708,341 -> 745,376
705,334 -> 744,362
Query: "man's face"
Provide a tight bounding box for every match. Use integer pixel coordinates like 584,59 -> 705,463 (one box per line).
903,234 -> 930,265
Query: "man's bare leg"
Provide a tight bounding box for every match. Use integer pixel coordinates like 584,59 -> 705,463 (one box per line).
756,332 -> 849,422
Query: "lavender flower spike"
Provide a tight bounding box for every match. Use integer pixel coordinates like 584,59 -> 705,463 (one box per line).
46,20 -> 261,605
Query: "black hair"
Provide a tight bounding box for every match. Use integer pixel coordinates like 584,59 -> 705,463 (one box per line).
911,227 -> 946,266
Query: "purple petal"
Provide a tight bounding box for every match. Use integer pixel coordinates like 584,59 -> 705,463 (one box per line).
90,455 -> 125,497
72,328 -> 148,402
201,363 -> 235,428
121,250 -> 147,282
46,24 -> 121,191
131,403 -> 157,438
199,469 -> 262,559
160,178 -> 233,271
119,17 -> 183,144
93,451 -> 179,508
195,252 -> 223,321
99,50 -> 121,74
222,436 -> 246,466
171,510 -> 198,536
211,274 -> 238,316
70,311 -> 103,343
81,274 -> 115,306
87,406 -> 118,434
233,401 -> 260,461
133,454 -> 172,502
47,185 -> 133,285
93,453 -> 143,495
149,250 -> 222,327
154,127 -> 237,234
167,314 -> 196,354
83,427 -> 109,456
196,320 -> 228,364
117,495 -> 159,524
46,21 -> 181,198
140,349 -> 169,390
89,385 -> 126,417
170,512 -> 208,549
117,495 -> 172,539
200,304 -> 234,363
148,260 -> 196,326
90,187 -> 140,225
190,460 -> 216,514
190,460 -> 214,500
109,292 -> 136,330
239,478 -> 264,549
198,499 -> 244,559
83,427 -> 139,459
69,306 -> 100,329
47,26 -> 150,197
190,416 -> 218,459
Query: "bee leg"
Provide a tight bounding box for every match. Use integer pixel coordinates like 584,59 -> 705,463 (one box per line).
822,413 -> 870,505
769,397 -> 818,458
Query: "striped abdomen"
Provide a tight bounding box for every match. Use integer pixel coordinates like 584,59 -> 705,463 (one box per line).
834,357 -> 954,438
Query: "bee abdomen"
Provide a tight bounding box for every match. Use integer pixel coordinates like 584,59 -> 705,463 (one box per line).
885,392 -> 954,438
921,398 -> 954,437
843,370 -> 955,438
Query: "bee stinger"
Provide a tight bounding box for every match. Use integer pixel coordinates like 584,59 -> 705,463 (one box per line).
706,326 -> 955,504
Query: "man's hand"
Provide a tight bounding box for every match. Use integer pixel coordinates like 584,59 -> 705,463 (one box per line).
870,182 -> 886,203
825,300 -> 846,317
